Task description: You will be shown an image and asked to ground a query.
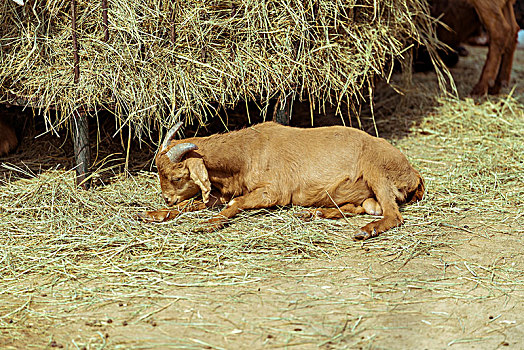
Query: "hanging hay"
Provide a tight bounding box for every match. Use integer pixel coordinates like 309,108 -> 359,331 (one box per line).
0,0 -> 444,136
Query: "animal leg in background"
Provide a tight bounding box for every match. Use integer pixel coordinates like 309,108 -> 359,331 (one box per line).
470,1 -> 515,95
491,0 -> 519,94
0,118 -> 18,156
206,187 -> 279,230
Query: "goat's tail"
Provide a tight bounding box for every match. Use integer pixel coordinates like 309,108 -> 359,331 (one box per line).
407,174 -> 425,204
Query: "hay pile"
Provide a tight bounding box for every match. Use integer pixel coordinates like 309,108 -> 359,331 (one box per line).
0,0 -> 441,135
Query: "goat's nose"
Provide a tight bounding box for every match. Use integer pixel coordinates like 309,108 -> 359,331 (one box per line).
163,196 -> 170,205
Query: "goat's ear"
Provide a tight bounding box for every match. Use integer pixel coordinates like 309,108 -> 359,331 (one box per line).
187,158 -> 211,203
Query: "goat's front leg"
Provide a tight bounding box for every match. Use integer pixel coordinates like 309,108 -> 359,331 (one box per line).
138,194 -> 224,223
297,202 -> 366,221
205,187 -> 278,231
297,198 -> 382,221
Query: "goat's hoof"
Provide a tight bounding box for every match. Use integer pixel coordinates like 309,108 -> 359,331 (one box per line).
137,209 -> 175,223
488,84 -> 501,95
295,210 -> 313,221
295,209 -> 323,221
353,229 -> 376,241
457,46 -> 469,57
353,230 -> 370,241
200,218 -> 227,232
470,84 -> 488,97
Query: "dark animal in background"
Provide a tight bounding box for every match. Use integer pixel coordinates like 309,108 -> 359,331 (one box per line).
0,116 -> 18,156
414,0 -> 477,71
418,0 -> 519,96
514,0 -> 524,28
140,122 -> 425,240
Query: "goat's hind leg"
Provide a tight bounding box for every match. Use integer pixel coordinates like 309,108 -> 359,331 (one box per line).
353,183 -> 403,241
297,203 -> 366,221
205,187 -> 279,231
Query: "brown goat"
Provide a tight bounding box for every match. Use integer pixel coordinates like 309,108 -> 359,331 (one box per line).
140,122 -> 425,240
0,117 -> 18,156
432,0 -> 519,95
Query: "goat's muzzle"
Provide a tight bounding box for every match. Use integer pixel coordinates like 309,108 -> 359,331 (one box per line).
162,194 -> 177,206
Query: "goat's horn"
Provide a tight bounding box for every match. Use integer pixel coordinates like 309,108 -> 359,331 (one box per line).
166,143 -> 198,163
161,122 -> 183,151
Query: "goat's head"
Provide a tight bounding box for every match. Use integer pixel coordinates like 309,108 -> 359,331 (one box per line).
156,123 -> 211,206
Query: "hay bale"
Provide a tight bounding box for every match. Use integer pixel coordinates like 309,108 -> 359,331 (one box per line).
0,0 -> 441,135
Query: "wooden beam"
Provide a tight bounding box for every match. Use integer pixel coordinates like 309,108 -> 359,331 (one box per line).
272,95 -> 291,126
102,0 -> 109,42
71,0 -> 90,189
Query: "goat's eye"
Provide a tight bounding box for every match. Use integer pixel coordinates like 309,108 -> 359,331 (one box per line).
172,177 -> 181,182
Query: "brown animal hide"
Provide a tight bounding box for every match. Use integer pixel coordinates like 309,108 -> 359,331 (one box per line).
142,122 -> 425,241
0,116 -> 18,156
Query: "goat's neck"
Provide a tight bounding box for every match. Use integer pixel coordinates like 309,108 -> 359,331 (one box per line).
184,133 -> 246,175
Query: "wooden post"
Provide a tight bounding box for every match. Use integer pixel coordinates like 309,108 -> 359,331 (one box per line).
72,109 -> 90,188
170,1 -> 176,44
102,0 -> 109,42
72,0 -> 90,189
272,95 -> 291,125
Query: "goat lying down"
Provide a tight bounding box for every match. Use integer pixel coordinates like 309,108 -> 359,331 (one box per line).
140,122 -> 424,240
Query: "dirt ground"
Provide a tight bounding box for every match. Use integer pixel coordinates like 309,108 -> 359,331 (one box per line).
0,46 -> 523,349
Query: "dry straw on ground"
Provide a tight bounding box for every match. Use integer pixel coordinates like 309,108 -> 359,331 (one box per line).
0,0 -> 446,135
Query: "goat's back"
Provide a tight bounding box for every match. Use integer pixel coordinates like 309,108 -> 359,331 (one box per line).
192,122 -> 419,206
